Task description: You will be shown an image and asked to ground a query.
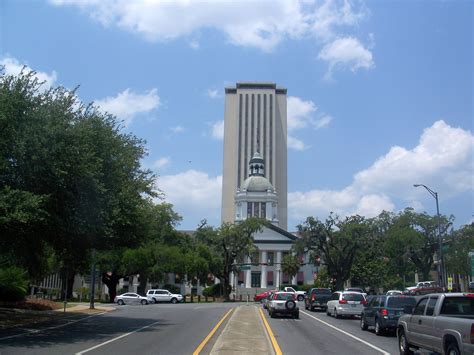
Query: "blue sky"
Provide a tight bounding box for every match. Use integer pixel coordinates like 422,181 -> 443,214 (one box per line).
1,0 -> 472,231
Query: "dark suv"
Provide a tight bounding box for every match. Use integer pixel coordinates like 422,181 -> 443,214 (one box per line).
304,288 -> 332,311
360,295 -> 417,335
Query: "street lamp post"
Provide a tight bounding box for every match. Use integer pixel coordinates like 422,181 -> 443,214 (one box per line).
413,184 -> 445,288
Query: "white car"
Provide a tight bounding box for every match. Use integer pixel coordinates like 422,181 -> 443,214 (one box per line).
386,290 -> 403,296
268,291 -> 299,319
283,287 -> 306,301
146,289 -> 184,304
114,293 -> 148,305
326,291 -> 366,318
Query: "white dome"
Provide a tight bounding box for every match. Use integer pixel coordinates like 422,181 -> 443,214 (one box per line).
241,176 -> 274,192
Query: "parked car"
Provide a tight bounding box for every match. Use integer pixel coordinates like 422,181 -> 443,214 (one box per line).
114,292 -> 148,305
146,289 -> 183,303
469,282 -> 474,292
326,291 -> 366,318
397,293 -> 474,355
263,290 -> 277,310
360,295 -> 416,335
268,292 -> 299,319
386,290 -> 403,296
254,290 -> 271,302
345,287 -> 367,298
283,286 -> 306,301
405,281 -> 444,296
304,288 -> 332,311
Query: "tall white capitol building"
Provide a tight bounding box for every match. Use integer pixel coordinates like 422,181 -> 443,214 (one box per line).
220,82 -> 313,289
221,82 -> 287,230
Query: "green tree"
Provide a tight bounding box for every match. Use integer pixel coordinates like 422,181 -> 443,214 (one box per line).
198,218 -> 265,301
281,254 -> 300,286
296,214 -> 370,290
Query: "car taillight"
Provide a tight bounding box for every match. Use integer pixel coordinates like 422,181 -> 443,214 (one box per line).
311,295 -> 316,301
339,299 -> 348,304
360,300 -> 367,305
380,308 -> 388,316
471,324 -> 474,344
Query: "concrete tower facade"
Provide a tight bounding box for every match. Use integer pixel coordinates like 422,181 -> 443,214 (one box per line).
221,82 -> 287,230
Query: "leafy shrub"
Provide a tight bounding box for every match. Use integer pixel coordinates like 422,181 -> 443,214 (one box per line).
0,266 -> 29,302
298,284 -> 313,293
203,283 -> 229,297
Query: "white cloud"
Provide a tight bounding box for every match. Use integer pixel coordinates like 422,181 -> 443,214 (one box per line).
95,88 -> 160,126
318,36 -> 374,77
49,0 -> 370,54
1,56 -> 57,89
158,170 -> 222,227
153,157 -> 170,170
313,115 -> 333,129
171,125 -> 184,133
289,120 -> 474,222
288,135 -> 310,151
287,96 -> 317,131
212,120 -> 225,140
189,40 -> 200,49
207,89 -> 220,99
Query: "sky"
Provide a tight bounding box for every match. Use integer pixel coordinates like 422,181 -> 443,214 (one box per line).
1,0 -> 472,231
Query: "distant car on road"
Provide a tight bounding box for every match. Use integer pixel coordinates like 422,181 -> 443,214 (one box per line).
304,288 -> 332,311
146,289 -> 183,304
268,292 -> 299,319
283,286 -> 306,301
115,293 -> 148,305
254,290 -> 271,302
360,295 -> 416,335
404,282 -> 444,296
386,290 -> 403,296
326,291 -> 366,318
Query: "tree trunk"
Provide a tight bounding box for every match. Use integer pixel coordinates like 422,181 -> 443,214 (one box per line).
137,275 -> 147,296
67,272 -> 75,299
102,272 -> 121,303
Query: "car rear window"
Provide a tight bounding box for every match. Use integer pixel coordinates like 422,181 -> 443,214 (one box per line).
312,289 -> 331,294
440,296 -> 474,316
275,293 -> 294,300
343,293 -> 364,301
387,297 -> 416,308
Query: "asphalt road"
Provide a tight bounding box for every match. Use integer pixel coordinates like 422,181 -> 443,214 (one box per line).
0,302 -> 235,355
263,301 -> 398,355
1,301 -> 427,354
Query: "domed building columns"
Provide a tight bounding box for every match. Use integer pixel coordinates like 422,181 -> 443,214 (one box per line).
245,256 -> 252,288
260,250 -> 267,288
276,251 -> 282,288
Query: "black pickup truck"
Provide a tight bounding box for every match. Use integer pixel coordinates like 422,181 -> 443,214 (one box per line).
304,288 -> 332,311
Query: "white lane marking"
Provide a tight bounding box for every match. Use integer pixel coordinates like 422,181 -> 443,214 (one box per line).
75,320 -> 161,354
0,312 -> 107,341
301,311 -> 390,355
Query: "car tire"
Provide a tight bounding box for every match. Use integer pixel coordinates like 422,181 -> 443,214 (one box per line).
151,298 -> 157,304
360,315 -> 368,330
326,309 -> 331,316
285,300 -> 296,310
446,342 -> 460,355
335,308 -> 341,319
117,299 -> 124,305
171,298 -> 178,304
297,295 -> 304,301
294,311 -> 299,319
270,310 -> 276,318
375,319 -> 384,336
141,299 -> 148,305
398,329 -> 414,355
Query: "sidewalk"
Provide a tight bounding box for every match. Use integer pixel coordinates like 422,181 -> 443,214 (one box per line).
210,305 -> 275,355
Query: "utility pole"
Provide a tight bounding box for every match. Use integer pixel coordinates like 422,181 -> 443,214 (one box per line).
89,249 -> 96,309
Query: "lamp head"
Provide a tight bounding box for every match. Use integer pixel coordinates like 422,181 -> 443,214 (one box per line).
413,184 -> 421,187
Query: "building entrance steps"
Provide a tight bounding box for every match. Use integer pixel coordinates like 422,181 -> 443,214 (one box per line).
210,305 -> 275,355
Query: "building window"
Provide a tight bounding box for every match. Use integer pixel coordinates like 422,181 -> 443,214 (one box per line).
254,202 -> 259,217
267,271 -> 274,286
261,202 -> 266,219
267,252 -> 274,266
247,203 -> 252,218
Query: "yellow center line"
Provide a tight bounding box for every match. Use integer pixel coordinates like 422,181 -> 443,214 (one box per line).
258,308 -> 283,355
193,308 -> 234,355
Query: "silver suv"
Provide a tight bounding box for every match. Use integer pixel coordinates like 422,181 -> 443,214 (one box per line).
146,289 -> 183,304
